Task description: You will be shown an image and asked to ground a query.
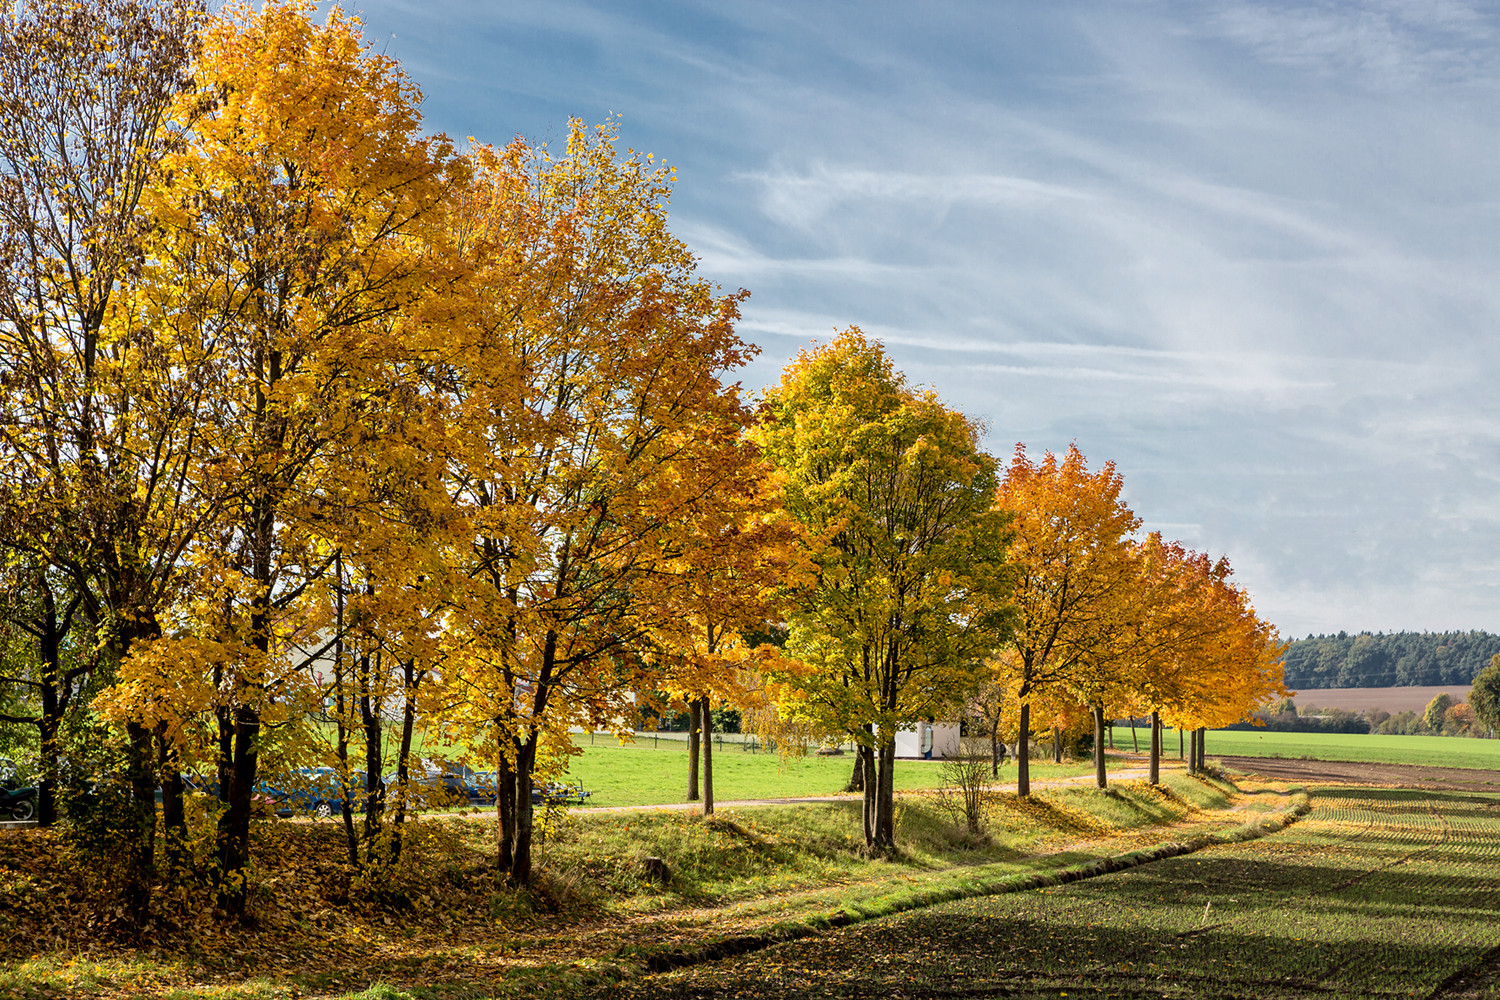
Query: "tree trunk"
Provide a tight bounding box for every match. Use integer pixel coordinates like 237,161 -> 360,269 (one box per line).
848,755 -> 865,792
124,720 -> 157,925
1107,717 -> 1114,749
1179,727 -> 1184,760
872,730 -> 896,852
1132,721 -> 1139,754
1148,711 -> 1160,785
509,729 -> 539,886
700,696 -> 714,817
156,725 -> 187,874
1188,728 -> 1198,775
687,699 -> 700,802
1093,703 -> 1107,790
36,601 -> 62,827
488,726 -> 516,879
1052,724 -> 1062,764
215,704 -> 260,914
360,656 -> 386,858
1197,727 -> 1207,771
37,707 -> 60,827
389,663 -> 418,865
991,717 -> 1002,777
336,727 -> 358,867
334,679 -> 359,868
1017,701 -> 1031,798
859,744 -> 876,843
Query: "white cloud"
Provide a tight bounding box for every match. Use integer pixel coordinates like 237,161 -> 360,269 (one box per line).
339,0 -> 1500,636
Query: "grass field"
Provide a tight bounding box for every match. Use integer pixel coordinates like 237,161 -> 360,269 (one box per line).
558,740 -> 1101,807
607,783 -> 1500,998
1111,724 -> 1500,770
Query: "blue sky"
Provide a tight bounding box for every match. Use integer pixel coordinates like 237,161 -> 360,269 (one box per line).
336,0 -> 1500,639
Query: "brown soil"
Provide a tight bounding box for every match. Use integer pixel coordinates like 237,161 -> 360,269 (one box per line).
1218,755 -> 1500,792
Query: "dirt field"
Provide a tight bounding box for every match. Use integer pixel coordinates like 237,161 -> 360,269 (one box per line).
1219,754 -> 1500,792
1287,682 -> 1472,714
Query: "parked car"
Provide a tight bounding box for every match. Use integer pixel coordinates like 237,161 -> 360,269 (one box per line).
153,770 -> 214,804
383,759 -> 478,810
267,767 -> 368,819
468,772 -> 591,807
533,778 -> 590,806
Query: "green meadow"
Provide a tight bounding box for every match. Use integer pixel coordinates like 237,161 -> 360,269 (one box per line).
557,738 -> 1101,808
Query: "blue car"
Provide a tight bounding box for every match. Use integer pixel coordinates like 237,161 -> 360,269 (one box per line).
268,767 -> 369,819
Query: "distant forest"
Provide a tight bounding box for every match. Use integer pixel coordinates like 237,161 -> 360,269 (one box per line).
1282,631 -> 1500,689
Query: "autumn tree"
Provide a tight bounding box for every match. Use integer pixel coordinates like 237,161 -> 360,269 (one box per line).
439,123 -> 757,886
1065,579 -> 1146,789
1131,539 -> 1284,777
0,0 -> 207,913
1469,655 -> 1500,737
99,0 -> 460,911
993,443 -> 1138,797
646,455 -> 801,816
755,330 -> 1013,852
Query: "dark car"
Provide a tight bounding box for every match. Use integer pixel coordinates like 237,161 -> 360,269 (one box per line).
470,771 -> 590,807
384,759 -> 478,810
269,767 -> 368,819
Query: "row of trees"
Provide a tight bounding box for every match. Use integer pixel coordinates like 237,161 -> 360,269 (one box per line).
0,0 -> 774,916
1254,691 -> 1496,737
749,333 -> 1286,850
0,0 -> 1286,923
1281,631 -> 1500,689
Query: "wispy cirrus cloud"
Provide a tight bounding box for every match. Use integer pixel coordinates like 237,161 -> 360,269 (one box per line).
338,0 -> 1500,635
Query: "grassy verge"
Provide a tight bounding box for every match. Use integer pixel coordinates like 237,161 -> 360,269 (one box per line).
0,771 -> 1292,999
609,783 -> 1500,999
558,741 -> 1103,807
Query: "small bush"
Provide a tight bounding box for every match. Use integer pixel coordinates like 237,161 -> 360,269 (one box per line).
934,752 -> 994,837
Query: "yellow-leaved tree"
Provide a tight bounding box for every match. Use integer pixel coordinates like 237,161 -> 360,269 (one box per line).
0,0 -> 207,918
100,0 -> 460,912
439,123 -> 757,886
755,330 -> 1013,852
645,452 -> 803,815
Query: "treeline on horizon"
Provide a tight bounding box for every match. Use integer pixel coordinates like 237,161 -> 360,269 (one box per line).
1282,631 -> 1500,689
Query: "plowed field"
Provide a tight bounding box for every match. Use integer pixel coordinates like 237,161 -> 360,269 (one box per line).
599,782 -> 1500,999
1221,755 -> 1500,792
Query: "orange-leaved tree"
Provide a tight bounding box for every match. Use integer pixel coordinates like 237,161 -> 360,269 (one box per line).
993,443 -> 1139,797
1126,536 -> 1285,779
101,0 -> 461,911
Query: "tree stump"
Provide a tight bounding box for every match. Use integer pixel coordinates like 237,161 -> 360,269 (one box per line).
642,856 -> 671,883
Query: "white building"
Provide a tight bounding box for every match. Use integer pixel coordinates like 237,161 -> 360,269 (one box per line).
895,720 -> 960,759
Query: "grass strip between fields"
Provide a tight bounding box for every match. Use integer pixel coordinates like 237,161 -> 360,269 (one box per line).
475,783 -> 1312,1000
